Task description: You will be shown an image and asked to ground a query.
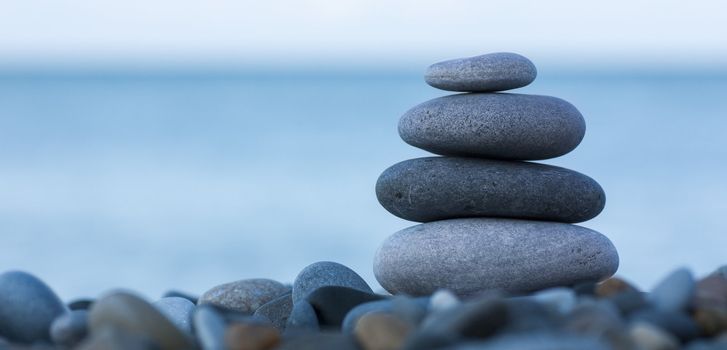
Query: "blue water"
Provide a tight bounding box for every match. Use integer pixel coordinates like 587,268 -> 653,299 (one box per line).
1,68 -> 726,300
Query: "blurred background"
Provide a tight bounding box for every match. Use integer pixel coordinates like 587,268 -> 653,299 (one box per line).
1,0 -> 726,300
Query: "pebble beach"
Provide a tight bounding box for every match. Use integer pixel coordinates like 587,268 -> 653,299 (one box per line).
1,53 -> 726,349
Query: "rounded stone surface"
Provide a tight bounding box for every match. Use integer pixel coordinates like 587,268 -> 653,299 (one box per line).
376,157 -> 605,223
425,52 -> 537,92
199,278 -> 289,314
354,312 -> 412,350
374,218 -> 619,296
0,271 -> 68,343
50,309 -> 88,347
398,93 -> 585,160
292,261 -> 373,302
253,292 -> 293,331
88,291 -> 195,350
153,297 -> 195,334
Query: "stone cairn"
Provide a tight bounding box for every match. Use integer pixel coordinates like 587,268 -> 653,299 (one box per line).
374,52 -> 620,297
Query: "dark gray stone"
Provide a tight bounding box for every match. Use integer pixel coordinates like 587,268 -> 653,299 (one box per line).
68,299 -> 94,311
630,309 -> 700,342
162,290 -> 198,304
286,300 -> 320,332
448,333 -> 611,350
341,297 -> 429,334
649,267 -> 695,312
398,93 -> 585,160
374,218 -> 619,296
253,292 -> 293,331
277,331 -> 359,350
0,271 -> 68,343
198,278 -> 289,314
193,305 -> 227,350
77,327 -> 157,350
425,52 -> 537,92
292,261 -> 372,302
305,286 -> 385,329
502,298 -> 557,333
88,291 -> 195,350
153,297 -> 195,334
50,309 -> 88,347
376,157 -> 605,223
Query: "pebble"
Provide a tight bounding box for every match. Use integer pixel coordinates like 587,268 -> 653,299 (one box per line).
630,308 -> 700,341
193,305 -> 227,350
153,297 -> 195,334
649,267 -> 695,312
341,297 -> 428,334
374,218 -> 619,296
450,332 -> 611,350
692,306 -> 727,336
595,277 -> 639,298
292,261 -> 373,302
77,327 -> 157,350
429,289 -> 460,313
629,322 -> 680,350
354,312 -> 413,350
163,290 -> 199,304
418,296 -> 507,340
501,298 -> 557,333
532,287 -> 577,315
0,271 -> 68,343
398,93 -> 585,160
276,332 -> 359,350
286,300 -> 320,332
305,286 -> 385,328
424,52 -> 537,92
225,323 -> 280,350
694,275 -> 727,307
253,292 -> 293,331
376,157 -> 605,223
198,278 -> 289,313
50,309 -> 88,347
88,291 -> 195,350
68,298 -> 94,311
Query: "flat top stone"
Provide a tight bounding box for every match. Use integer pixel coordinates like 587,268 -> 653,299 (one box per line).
399,93 -> 586,160
425,52 -> 537,92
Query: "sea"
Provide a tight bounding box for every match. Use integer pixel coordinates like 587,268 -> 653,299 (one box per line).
1,67 -> 726,300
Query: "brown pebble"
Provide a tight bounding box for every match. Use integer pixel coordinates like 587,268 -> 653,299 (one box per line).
354,312 -> 413,350
595,277 -> 638,298
224,324 -> 280,350
693,306 -> 727,337
694,275 -> 727,307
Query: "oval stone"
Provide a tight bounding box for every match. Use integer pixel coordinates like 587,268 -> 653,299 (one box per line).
376,157 -> 605,223
374,218 -> 619,296
398,93 -> 585,160
199,278 -> 290,314
425,52 -> 537,92
0,271 -> 68,343
292,261 -> 373,302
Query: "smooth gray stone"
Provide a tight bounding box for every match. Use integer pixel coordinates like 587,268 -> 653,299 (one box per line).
88,291 -> 195,350
532,287 -> 577,315
376,157 -> 605,223
0,271 -> 68,343
292,261 -> 372,302
253,292 -> 293,331
374,218 -> 619,296
198,278 -> 289,313
193,305 -> 227,350
286,300 -> 320,332
447,333 -> 611,350
153,297 -> 195,334
425,52 -> 537,92
649,267 -> 695,312
398,93 -> 585,160
50,309 -> 88,347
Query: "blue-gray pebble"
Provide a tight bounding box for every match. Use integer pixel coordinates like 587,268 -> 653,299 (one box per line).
153,297 -> 195,334
398,93 -> 585,160
0,271 -> 68,343
50,310 -> 88,347
374,218 -> 619,296
425,52 -> 537,92
286,300 -> 320,332
292,261 -> 373,302
649,267 -> 695,312
376,157 -> 605,223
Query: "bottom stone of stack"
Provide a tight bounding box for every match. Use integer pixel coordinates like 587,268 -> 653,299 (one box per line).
374,218 -> 618,297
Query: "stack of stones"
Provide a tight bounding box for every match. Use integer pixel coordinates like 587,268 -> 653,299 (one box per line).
374,52 -> 620,297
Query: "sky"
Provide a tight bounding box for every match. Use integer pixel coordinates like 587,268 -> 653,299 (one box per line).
1,0 -> 726,68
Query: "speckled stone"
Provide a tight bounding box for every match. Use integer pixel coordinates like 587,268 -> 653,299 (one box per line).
376,157 -> 605,223
199,278 -> 290,314
153,297 -> 195,334
374,218 -> 619,296
253,292 -> 293,331
292,261 -> 373,302
88,291 -> 195,350
0,271 -> 68,343
424,52 -> 537,92
398,93 -> 585,160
